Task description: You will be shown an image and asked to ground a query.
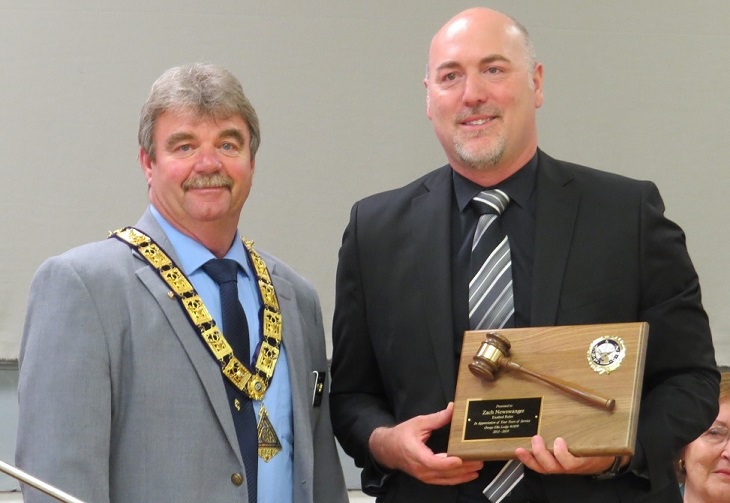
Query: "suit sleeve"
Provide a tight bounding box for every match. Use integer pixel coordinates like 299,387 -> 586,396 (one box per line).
330,202 -> 398,492
16,256 -> 113,503
629,181 -> 718,490
304,282 -> 349,503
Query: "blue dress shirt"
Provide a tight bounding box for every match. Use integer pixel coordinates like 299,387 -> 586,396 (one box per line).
150,206 -> 294,503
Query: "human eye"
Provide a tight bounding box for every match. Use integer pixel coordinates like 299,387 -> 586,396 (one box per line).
484,65 -> 504,77
437,70 -> 461,87
704,425 -> 729,442
219,140 -> 241,157
172,143 -> 195,158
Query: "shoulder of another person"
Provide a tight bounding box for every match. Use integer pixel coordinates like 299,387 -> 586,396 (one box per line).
358,164 -> 450,204
352,164 -> 452,228
544,153 -> 652,192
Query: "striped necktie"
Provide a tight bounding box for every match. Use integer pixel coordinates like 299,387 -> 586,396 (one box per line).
469,189 -> 514,331
468,189 -> 524,503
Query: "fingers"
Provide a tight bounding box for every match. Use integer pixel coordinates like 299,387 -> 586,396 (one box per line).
417,402 -> 454,434
551,437 -> 579,470
514,435 -> 562,473
411,450 -> 483,485
514,436 -> 621,475
416,461 -> 482,485
368,404 -> 483,485
552,437 -> 621,475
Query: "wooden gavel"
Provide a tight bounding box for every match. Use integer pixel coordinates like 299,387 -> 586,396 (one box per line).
469,332 -> 616,411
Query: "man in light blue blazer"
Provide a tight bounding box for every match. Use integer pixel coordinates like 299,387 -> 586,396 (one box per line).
16,63 -> 347,503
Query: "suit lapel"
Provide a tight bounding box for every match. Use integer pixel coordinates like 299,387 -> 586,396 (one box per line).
130,209 -> 242,462
268,263 -> 314,500
410,167 -> 457,398
532,152 -> 579,326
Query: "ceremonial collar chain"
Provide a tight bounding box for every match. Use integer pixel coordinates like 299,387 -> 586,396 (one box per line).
111,227 -> 283,401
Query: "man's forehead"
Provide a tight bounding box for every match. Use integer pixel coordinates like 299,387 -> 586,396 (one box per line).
428,20 -> 523,71
157,110 -> 248,134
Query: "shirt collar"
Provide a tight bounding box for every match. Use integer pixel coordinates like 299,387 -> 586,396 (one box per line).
452,151 -> 538,213
148,205 -> 251,277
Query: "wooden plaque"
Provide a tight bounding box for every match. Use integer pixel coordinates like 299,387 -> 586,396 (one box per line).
448,322 -> 648,460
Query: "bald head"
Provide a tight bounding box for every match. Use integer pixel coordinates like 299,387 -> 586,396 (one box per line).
428,8 -> 536,80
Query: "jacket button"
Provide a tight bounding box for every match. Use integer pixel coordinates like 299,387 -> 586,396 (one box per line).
231,473 -> 244,486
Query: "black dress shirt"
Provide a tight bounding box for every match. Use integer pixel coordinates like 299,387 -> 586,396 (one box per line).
450,153 -> 538,358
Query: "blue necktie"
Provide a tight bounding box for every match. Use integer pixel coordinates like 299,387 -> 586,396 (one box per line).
203,258 -> 258,503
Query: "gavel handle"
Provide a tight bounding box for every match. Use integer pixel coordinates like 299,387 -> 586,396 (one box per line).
503,360 -> 615,411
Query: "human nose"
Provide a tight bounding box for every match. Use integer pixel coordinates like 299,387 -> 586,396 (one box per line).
462,72 -> 489,106
193,145 -> 223,171
723,436 -> 730,457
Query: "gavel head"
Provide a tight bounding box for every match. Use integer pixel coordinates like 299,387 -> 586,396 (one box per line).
468,332 -> 512,381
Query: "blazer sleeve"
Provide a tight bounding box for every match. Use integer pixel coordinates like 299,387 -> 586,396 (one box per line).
628,181 -> 718,491
330,202 -> 398,493
16,256 -> 113,503
304,280 -> 349,503
267,254 -> 348,503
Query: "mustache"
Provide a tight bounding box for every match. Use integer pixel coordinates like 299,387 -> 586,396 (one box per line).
182,174 -> 234,190
455,106 -> 501,122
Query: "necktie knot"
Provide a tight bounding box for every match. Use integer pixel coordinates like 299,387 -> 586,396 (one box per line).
472,189 -> 510,216
202,258 -> 239,286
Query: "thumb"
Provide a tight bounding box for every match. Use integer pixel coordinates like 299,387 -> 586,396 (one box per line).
422,402 -> 455,430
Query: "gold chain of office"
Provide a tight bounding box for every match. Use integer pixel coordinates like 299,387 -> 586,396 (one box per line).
110,227 -> 282,401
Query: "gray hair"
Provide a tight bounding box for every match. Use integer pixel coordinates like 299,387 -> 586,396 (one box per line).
508,15 -> 538,76
138,63 -> 260,161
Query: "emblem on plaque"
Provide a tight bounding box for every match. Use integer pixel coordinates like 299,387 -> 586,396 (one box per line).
587,336 -> 626,374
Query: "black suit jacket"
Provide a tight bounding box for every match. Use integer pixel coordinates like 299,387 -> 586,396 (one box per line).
330,150 -> 718,502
